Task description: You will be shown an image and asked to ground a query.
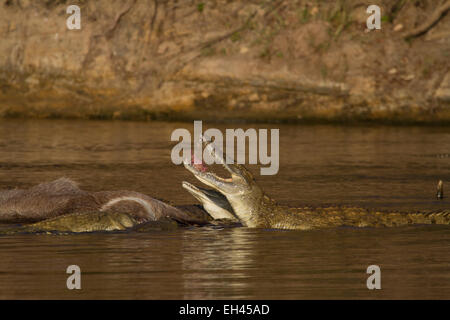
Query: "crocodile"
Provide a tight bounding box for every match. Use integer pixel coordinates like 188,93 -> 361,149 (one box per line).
182,181 -> 238,221
2,151 -> 449,233
0,211 -> 191,235
0,177 -> 237,234
0,211 -> 139,235
183,148 -> 450,230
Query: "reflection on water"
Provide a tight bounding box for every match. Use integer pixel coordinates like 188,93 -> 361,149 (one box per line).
0,120 -> 449,299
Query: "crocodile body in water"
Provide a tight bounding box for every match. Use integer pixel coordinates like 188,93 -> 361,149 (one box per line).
0,178 -> 239,234
2,150 -> 450,233
0,211 -> 190,235
183,145 -> 450,230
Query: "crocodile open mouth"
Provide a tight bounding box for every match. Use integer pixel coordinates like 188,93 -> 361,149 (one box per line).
183,136 -> 236,189
189,153 -> 208,173
182,181 -> 209,202
182,134 -> 255,197
181,181 -> 237,221
181,181 -> 230,206
184,163 -> 234,194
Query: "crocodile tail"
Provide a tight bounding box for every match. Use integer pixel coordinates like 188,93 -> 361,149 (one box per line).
357,210 -> 450,228
407,210 -> 450,225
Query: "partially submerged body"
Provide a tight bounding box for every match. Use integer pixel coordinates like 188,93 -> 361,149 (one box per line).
0,177 -> 238,234
0,212 -> 188,235
1,147 -> 449,233
0,211 -> 138,235
0,178 -> 198,223
183,143 -> 450,230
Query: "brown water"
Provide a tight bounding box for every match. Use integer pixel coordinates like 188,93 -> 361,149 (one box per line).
0,119 -> 449,299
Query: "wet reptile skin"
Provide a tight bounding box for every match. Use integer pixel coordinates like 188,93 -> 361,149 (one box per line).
184,158 -> 450,230
248,195 -> 450,230
0,185 -> 233,234
0,211 -> 139,234
2,162 -> 449,233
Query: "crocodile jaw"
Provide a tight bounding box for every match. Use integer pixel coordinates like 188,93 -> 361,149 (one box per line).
183,160 -> 264,227
181,181 -> 237,221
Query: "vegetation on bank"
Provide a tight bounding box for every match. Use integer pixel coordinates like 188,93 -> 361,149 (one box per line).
0,0 -> 449,124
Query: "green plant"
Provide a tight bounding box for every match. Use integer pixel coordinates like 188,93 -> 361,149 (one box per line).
201,46 -> 216,57
320,64 -> 328,78
259,47 -> 271,59
381,15 -> 390,23
422,57 -> 435,77
299,7 -> 310,24
231,32 -> 241,42
327,1 -> 352,39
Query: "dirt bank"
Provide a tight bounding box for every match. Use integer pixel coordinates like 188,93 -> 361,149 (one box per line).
0,0 -> 449,123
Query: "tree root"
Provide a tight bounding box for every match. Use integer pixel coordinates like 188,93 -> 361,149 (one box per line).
403,0 -> 450,39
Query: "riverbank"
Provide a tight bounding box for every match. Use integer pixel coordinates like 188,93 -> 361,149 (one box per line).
0,0 -> 449,124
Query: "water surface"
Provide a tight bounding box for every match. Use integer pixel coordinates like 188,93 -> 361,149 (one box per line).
0,120 -> 449,299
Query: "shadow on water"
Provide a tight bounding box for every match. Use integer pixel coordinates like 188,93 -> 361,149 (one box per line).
0,119 -> 449,299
